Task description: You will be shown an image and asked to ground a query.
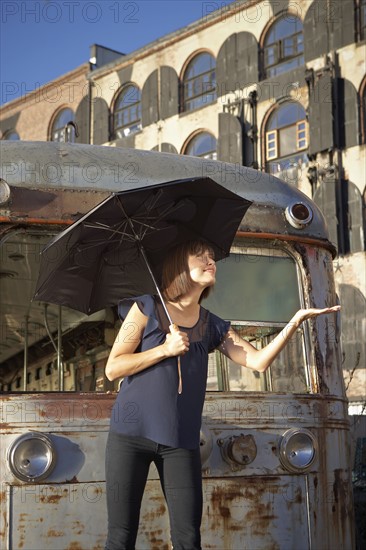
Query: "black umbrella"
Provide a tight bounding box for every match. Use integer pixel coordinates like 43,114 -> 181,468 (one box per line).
34,177 -> 251,318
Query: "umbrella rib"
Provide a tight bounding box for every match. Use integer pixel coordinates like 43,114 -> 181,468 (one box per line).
83,221 -> 137,241
89,215 -> 161,242
115,193 -> 189,240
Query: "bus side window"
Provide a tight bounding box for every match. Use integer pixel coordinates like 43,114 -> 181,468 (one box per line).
263,327 -> 307,392
207,325 -> 307,393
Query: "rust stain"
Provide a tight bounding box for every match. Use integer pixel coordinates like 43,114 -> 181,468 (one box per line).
141,502 -> 166,523
70,520 -> 84,536
208,479 -> 281,546
219,506 -> 230,518
0,516 -> 5,539
47,529 -> 64,537
1,392 -> 115,428
245,502 -> 277,524
331,469 -> 355,547
237,230 -> 336,256
142,528 -> 169,550
40,494 -> 63,505
39,487 -> 70,505
66,476 -> 79,484
2,185 -> 109,225
0,215 -> 74,225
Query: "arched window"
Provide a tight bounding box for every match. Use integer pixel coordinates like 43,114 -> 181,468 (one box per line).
263,14 -> 304,78
51,108 -> 75,142
265,102 -> 308,181
2,130 -> 19,140
113,84 -> 141,138
182,52 -> 216,112
184,132 -> 217,160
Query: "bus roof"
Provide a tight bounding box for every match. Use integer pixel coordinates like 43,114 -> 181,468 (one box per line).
0,141 -> 334,252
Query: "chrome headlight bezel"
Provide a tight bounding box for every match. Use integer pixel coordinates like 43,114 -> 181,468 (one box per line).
279,428 -> 317,473
7,432 -> 56,482
285,202 -> 313,229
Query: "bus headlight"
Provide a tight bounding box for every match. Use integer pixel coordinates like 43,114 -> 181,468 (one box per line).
279,428 -> 317,472
7,432 -> 56,482
285,202 -> 313,229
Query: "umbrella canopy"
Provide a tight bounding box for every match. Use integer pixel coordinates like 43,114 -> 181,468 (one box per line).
34,177 -> 252,315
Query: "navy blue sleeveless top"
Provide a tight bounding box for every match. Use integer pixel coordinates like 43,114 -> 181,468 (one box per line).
109,294 -> 230,449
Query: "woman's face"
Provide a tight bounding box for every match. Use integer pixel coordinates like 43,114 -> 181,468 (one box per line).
187,249 -> 216,288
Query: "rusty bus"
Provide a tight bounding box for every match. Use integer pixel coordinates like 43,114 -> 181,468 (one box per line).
0,141 -> 355,549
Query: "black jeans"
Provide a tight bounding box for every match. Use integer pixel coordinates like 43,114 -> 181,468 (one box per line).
105,431 -> 203,550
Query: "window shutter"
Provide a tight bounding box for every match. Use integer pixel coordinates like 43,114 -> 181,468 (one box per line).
347,181 -> 364,252
75,95 -> 90,144
217,32 -> 258,95
0,114 -> 20,136
339,284 -> 366,374
160,143 -> 178,154
304,1 -> 328,62
151,143 -> 178,153
92,97 -> 109,145
308,73 -> 334,155
217,112 -> 242,164
114,134 -> 137,149
330,0 -> 355,50
160,66 -> 179,119
313,179 -> 339,250
217,34 -> 237,95
304,0 -> 355,61
142,70 -> 158,128
236,32 -> 258,87
343,80 -> 359,148
332,78 -> 358,149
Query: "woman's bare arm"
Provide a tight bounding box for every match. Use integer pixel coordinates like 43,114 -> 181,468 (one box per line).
105,302 -> 189,381
219,306 -> 340,373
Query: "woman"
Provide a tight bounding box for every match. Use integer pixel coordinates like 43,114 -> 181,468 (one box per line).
104,239 -> 340,550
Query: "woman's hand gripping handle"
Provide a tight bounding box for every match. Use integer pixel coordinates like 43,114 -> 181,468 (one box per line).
168,324 -> 189,394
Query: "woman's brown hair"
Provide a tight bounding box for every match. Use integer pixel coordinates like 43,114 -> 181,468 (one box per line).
162,240 -> 215,303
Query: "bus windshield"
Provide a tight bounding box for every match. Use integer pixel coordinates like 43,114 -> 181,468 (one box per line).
205,246 -> 308,393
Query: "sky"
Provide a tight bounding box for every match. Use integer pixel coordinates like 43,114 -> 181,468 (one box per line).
1,0 -> 231,105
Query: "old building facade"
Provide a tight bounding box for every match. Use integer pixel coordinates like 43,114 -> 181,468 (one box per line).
1,0 -> 365,407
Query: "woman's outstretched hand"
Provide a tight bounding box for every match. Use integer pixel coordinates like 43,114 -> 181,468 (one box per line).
293,305 -> 341,325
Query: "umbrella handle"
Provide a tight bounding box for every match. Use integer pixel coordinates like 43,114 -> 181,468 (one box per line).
170,324 -> 183,394
177,357 -> 182,395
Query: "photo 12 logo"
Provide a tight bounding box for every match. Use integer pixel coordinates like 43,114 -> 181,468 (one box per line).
1,1 -> 140,24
